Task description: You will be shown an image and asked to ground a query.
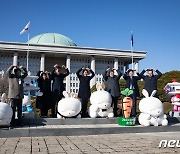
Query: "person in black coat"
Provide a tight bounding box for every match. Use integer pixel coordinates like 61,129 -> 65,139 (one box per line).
51,64 -> 69,118
76,67 -> 95,118
36,71 -> 51,117
123,69 -> 141,116
103,68 -> 122,117
140,69 -> 162,97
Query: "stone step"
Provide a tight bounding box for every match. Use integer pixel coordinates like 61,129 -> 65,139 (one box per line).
0,123 -> 180,138
0,117 -> 180,138
21,117 -> 118,125
21,116 -> 180,125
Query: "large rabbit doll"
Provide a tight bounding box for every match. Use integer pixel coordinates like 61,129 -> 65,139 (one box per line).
57,91 -> 82,118
138,89 -> 168,126
0,93 -> 13,126
88,83 -> 114,118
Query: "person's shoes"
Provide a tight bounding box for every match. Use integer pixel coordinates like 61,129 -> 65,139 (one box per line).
16,121 -> 24,127
10,122 -> 16,128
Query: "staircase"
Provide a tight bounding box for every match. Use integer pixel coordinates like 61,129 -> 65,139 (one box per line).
0,117 -> 180,138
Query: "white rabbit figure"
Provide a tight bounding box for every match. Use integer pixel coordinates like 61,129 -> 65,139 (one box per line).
88,83 -> 114,118
57,91 -> 82,118
0,93 -> 13,126
138,89 -> 168,126
23,76 -> 42,113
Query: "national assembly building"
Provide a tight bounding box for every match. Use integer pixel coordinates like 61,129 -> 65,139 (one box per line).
0,33 -> 146,93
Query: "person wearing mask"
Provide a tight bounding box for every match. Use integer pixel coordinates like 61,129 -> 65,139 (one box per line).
123,69 -> 141,116
140,68 -> 162,98
76,67 -> 95,118
51,64 -> 69,118
103,68 -> 122,117
6,65 -> 27,127
36,71 -> 51,117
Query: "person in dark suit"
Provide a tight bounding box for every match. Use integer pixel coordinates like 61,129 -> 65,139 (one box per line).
103,68 -> 122,117
76,67 -> 95,118
36,71 -> 51,117
140,69 -> 162,97
123,69 -> 141,116
6,65 -> 27,127
51,64 -> 69,118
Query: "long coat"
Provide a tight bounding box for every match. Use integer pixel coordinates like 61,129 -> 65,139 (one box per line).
123,73 -> 141,97
6,65 -> 27,99
36,77 -> 51,109
103,70 -> 122,97
140,69 -> 162,96
51,68 -> 69,101
76,68 -> 95,98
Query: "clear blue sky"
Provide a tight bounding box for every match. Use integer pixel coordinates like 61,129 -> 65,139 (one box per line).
0,0 -> 179,73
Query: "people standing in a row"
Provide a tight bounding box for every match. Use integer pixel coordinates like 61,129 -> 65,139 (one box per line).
76,67 -> 95,118
139,69 -> 162,98
51,64 -> 69,118
36,71 -> 51,117
123,69 -> 141,117
6,65 -> 27,127
103,68 -> 122,117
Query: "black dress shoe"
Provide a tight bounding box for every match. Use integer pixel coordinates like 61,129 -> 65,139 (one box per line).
10,123 -> 16,128
16,121 -> 24,127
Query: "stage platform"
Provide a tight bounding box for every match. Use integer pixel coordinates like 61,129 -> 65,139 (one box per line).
0,117 -> 180,138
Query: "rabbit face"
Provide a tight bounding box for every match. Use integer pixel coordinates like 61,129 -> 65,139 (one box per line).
139,97 -> 164,117
23,76 -> 39,91
58,98 -> 81,117
90,90 -> 112,109
98,102 -> 111,110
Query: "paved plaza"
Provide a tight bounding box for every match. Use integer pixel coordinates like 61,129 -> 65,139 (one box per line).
0,132 -> 180,154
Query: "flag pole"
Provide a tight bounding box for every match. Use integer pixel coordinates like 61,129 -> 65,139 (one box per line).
20,21 -> 30,71
27,30 -> 30,72
131,31 -> 134,70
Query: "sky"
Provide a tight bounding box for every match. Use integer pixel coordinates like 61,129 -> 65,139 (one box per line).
0,0 -> 179,73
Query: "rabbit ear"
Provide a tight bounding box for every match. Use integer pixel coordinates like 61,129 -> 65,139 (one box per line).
96,82 -> 105,91
150,90 -> 157,97
70,93 -> 78,98
101,82 -> 105,90
142,89 -> 149,98
63,91 -> 69,98
96,82 -> 101,90
1,93 -> 6,102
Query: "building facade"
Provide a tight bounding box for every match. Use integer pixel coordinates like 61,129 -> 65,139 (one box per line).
0,33 -> 146,93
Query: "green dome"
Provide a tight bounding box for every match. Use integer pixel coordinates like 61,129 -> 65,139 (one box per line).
28,33 -> 77,46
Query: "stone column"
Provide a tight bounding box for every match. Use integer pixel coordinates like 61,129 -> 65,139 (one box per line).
66,55 -> 71,93
13,52 -> 18,66
114,58 -> 119,70
135,61 -> 139,72
125,63 -> 129,71
114,58 -> 119,75
40,53 -> 45,71
90,56 -> 95,88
